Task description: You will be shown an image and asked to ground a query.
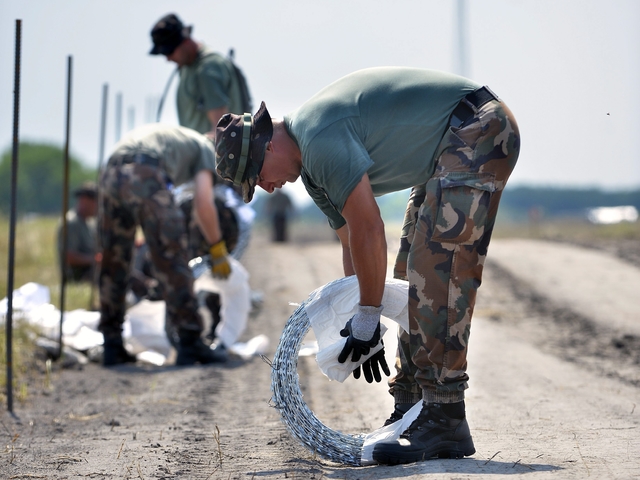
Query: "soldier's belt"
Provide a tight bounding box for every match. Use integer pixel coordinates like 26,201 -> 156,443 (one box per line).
112,153 -> 161,168
449,86 -> 500,128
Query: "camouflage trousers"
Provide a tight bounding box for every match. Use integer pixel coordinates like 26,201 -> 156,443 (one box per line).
389,98 -> 520,404
98,159 -> 203,339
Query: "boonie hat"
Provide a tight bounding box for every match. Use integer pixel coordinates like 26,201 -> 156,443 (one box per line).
74,181 -> 98,199
215,102 -> 273,203
149,13 -> 192,56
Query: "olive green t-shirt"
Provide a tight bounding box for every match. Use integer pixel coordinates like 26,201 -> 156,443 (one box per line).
109,124 -> 216,186
283,67 -> 480,229
57,210 -> 96,280
176,45 -> 243,134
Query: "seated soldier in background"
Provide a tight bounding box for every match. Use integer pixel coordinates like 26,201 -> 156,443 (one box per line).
58,181 -> 101,283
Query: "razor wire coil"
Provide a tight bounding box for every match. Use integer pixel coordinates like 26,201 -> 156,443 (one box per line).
270,301 -> 364,466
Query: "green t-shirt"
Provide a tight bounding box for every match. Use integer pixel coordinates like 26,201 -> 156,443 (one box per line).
57,209 -> 96,280
110,124 -> 216,186
177,45 -> 243,134
283,67 -> 480,229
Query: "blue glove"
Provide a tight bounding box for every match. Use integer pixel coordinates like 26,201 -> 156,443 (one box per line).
337,304 -> 383,364
353,346 -> 391,383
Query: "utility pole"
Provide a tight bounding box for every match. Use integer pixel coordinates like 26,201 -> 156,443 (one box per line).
128,105 -> 135,131
455,0 -> 470,78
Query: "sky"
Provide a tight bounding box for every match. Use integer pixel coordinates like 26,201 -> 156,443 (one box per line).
1,0 -> 639,207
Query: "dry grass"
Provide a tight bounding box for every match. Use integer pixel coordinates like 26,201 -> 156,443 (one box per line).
492,216 -> 640,242
1,215 -> 96,403
0,320 -> 41,404
0,215 -> 94,311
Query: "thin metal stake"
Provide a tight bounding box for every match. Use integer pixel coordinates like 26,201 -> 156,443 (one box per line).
97,83 -> 108,176
6,19 -> 22,413
58,55 -> 72,360
115,92 -> 122,142
90,83 -> 108,311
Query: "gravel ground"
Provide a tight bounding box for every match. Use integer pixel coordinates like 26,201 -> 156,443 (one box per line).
1,223 -> 639,479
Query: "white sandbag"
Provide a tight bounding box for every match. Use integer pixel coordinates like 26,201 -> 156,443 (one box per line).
18,303 -> 60,338
60,309 -> 102,351
0,282 -> 50,316
228,334 -> 269,360
136,350 -> 167,366
63,325 -> 104,352
61,309 -> 100,334
124,299 -> 171,356
194,257 -> 251,347
304,275 -> 409,382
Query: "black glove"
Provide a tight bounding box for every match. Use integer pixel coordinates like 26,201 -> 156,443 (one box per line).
352,346 -> 391,383
337,317 -> 382,364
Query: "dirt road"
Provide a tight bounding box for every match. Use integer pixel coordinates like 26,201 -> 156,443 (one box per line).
2,226 -> 639,479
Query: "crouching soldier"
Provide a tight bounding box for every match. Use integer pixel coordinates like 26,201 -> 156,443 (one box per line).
98,123 -> 230,366
215,68 -> 520,464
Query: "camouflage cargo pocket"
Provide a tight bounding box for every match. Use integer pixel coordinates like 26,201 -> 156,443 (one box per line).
430,172 -> 496,245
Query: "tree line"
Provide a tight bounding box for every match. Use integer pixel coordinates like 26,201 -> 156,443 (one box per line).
0,142 -> 96,216
499,186 -> 640,220
1,141 -> 639,222
372,185 -> 640,223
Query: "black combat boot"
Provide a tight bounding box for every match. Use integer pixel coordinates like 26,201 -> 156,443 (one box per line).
176,330 -> 227,366
102,337 -> 137,367
383,403 -> 415,426
372,401 -> 475,465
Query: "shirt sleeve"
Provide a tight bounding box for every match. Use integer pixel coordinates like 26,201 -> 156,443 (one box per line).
196,137 -> 217,174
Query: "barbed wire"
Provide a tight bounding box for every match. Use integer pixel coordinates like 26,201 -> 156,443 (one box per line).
270,302 -> 364,466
